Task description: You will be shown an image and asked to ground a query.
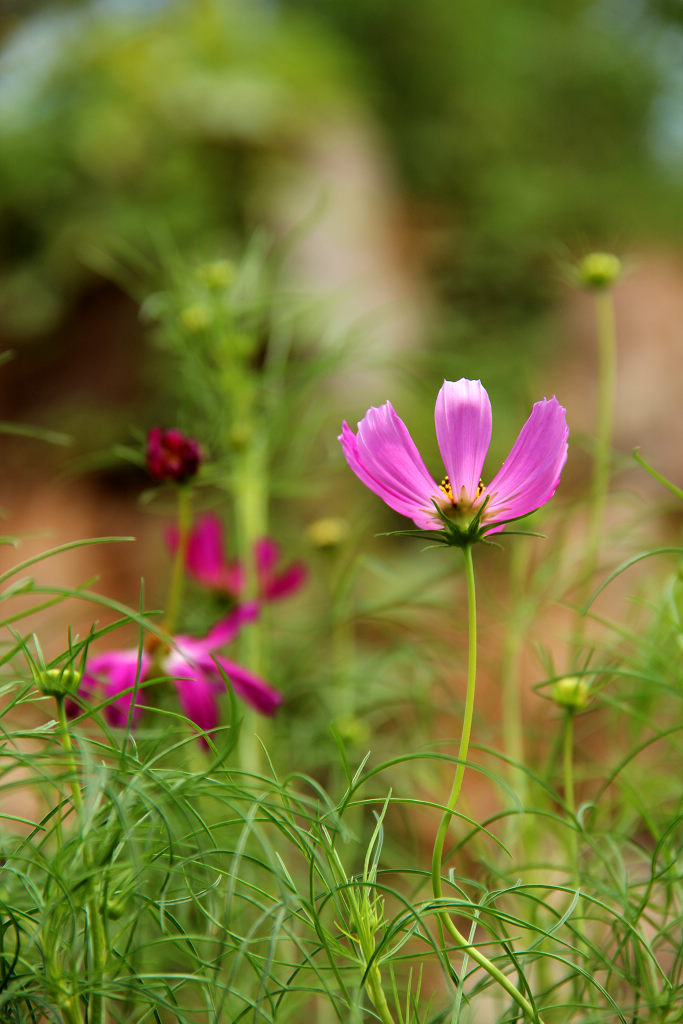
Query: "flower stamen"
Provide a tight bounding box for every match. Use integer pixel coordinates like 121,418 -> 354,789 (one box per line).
439,475 -> 485,505
439,475 -> 454,502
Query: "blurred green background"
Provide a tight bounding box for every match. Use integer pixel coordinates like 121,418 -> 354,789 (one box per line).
0,0 -> 680,837
1,0 -> 682,571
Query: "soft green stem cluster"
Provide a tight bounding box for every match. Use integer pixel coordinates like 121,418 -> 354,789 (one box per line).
324,817 -> 397,1024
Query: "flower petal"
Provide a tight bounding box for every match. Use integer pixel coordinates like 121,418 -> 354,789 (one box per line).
254,537 -> 279,578
82,649 -> 150,727
483,396 -> 569,531
434,379 -> 492,505
205,603 -> 260,648
172,604 -> 260,663
166,514 -> 244,595
171,664 -> 220,735
254,537 -> 306,599
214,657 -> 283,715
263,562 -> 307,600
339,403 -> 443,529
184,514 -> 225,582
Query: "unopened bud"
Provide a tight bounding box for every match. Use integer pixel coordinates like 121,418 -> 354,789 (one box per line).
180,303 -> 211,333
334,714 -> 371,746
196,259 -> 236,290
36,667 -> 82,699
552,675 -> 590,711
102,895 -> 128,919
576,252 -> 622,290
307,517 -> 350,549
146,427 -> 203,484
227,422 -> 252,449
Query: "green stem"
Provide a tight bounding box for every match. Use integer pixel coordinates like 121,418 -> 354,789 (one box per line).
431,545 -> 542,1023
326,554 -> 355,724
56,697 -> 107,1024
584,287 -> 617,603
163,486 -> 192,636
366,965 -> 397,1024
431,546 -> 477,892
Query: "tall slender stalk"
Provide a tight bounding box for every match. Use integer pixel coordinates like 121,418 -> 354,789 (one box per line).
583,282 -> 618,608
431,545 -> 543,1023
431,545 -> 478,892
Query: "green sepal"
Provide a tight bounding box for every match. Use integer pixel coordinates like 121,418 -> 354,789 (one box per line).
378,498 -> 547,550
36,666 -> 82,699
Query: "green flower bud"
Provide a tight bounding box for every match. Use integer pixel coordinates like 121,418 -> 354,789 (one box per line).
576,252 -> 622,290
552,675 -> 590,711
307,517 -> 350,549
227,422 -> 252,449
36,667 -> 82,699
334,714 -> 371,746
102,895 -> 128,920
180,302 -> 212,333
196,259 -> 236,290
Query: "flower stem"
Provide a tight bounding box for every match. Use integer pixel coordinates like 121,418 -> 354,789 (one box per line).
431,545 -> 543,1023
431,545 -> 477,891
366,965 -> 397,1024
584,286 -> 617,603
55,695 -> 107,1024
163,485 -> 192,636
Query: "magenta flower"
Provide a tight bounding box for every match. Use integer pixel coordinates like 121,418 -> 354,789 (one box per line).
146,427 -> 203,483
339,378 -> 568,541
165,514 -> 307,602
74,604 -> 282,742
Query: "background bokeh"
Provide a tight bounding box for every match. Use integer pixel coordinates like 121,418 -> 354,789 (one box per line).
2,0 -> 683,420
0,0 -> 681,754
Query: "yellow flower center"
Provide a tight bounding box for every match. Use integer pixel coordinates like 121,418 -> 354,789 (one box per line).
439,475 -> 485,506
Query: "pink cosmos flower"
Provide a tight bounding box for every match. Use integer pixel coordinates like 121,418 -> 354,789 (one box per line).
165,514 -> 307,601
73,604 -> 282,742
339,378 -> 568,539
146,427 -> 203,483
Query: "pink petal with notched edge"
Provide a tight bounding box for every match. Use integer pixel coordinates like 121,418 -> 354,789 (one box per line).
339,404 -> 444,530
483,397 -> 569,533
435,379 -> 492,505
214,657 -> 283,715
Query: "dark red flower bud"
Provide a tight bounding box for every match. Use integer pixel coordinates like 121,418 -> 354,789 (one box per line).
146,427 -> 203,483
